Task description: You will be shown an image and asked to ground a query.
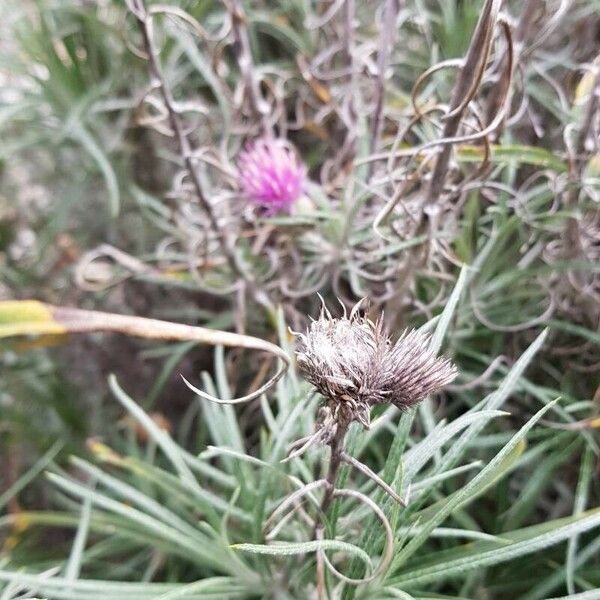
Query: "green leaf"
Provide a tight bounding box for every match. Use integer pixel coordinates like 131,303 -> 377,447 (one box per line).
457,144 -> 567,172
566,447 -> 595,594
0,571 -> 246,600
547,319 -> 600,345
389,508 -> 600,588
388,399 -> 558,572
434,328 -> 548,475
403,409 -> 506,483
0,441 -> 63,511
546,593 -> 600,600
70,124 -> 120,217
233,540 -> 372,570
46,472 -> 224,570
63,481 -> 93,582
521,533 -> 600,600
109,376 -> 198,490
430,263 -> 469,354
418,264 -> 469,443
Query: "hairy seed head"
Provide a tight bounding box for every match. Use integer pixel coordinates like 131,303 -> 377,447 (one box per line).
295,301 -> 457,428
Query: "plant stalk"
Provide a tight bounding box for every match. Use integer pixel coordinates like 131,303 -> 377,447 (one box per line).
129,0 -> 274,313
313,418 -> 349,600
424,0 -> 501,208
370,0 -> 401,161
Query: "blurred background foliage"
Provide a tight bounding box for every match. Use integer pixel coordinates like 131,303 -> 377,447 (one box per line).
0,0 -> 599,598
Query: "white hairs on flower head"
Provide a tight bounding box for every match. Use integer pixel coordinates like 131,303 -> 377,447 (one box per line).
295,299 -> 457,430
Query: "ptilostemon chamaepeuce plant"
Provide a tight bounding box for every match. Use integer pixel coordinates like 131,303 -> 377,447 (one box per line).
288,299 -> 458,577
237,137 -> 306,215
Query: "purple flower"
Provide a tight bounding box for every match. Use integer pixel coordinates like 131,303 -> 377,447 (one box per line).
237,137 -> 306,215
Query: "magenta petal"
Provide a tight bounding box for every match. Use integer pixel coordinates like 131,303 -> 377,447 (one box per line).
237,138 -> 306,214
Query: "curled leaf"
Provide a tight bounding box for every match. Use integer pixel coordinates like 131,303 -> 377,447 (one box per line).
0,300 -> 289,404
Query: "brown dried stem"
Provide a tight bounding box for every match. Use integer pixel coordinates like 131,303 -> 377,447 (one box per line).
0,299 -> 289,404
515,0 -> 542,48
564,64 -> 600,262
370,0 -> 401,160
224,0 -> 272,134
572,67 -> 600,181
424,0 -> 502,209
128,0 -> 274,313
340,0 -> 358,165
313,418 -> 349,598
487,0 -> 539,139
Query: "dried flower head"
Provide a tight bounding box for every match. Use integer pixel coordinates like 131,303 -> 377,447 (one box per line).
237,137 -> 306,215
295,301 -> 457,429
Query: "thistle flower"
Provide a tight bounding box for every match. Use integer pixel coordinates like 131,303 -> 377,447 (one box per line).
295,301 -> 457,429
237,137 -> 306,215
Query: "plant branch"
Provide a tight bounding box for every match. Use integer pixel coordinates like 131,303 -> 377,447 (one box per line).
129,0 -> 274,312
310,417 -> 350,547
341,452 -> 406,505
369,0 -> 401,161
225,0 -> 272,135
424,0 -> 502,208
567,64 -> 600,206
340,0 -> 358,165
320,420 -> 349,516
487,0 -> 538,139
564,64 -> 600,262
311,418 -> 349,599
